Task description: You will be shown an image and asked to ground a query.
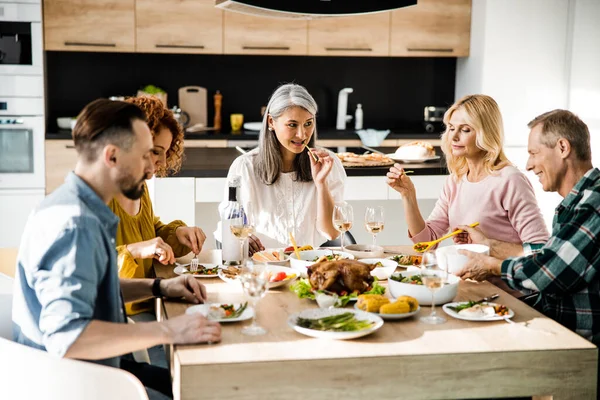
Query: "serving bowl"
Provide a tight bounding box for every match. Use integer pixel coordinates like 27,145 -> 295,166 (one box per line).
251,248 -> 289,266
288,249 -> 354,277
436,244 -> 490,275
57,117 -> 73,130
343,244 -> 384,259
358,258 -> 397,280
388,270 -> 459,305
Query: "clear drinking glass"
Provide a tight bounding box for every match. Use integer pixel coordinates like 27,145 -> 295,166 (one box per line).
332,203 -> 353,251
229,202 -> 255,268
240,261 -> 268,336
364,206 -> 385,246
419,252 -> 447,325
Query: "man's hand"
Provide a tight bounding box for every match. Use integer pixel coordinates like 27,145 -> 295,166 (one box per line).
455,250 -> 502,281
456,225 -> 490,247
163,313 -> 222,345
126,237 -> 175,265
248,234 -> 265,255
176,226 -> 207,255
160,275 -> 207,304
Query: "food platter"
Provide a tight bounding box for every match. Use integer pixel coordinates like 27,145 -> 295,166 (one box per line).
173,263 -> 221,278
353,303 -> 421,320
385,154 -> 441,163
186,303 -> 254,322
287,308 -> 384,340
443,302 -> 514,321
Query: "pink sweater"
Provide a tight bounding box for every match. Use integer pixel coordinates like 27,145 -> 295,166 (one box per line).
411,166 -> 549,245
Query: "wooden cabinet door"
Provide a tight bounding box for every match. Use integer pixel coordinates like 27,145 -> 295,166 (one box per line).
308,13 -> 390,57
390,0 -> 471,57
45,140 -> 78,195
136,0 -> 223,54
223,12 -> 307,55
43,0 -> 135,52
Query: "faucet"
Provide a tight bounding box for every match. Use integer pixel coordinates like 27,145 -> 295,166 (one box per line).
336,87 -> 354,130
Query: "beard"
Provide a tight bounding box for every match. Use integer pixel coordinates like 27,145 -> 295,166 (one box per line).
117,170 -> 149,200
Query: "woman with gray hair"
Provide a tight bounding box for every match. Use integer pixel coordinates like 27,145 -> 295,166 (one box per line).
224,83 -> 346,251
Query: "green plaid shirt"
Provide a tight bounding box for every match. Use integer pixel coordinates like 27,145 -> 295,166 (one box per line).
502,168 -> 600,344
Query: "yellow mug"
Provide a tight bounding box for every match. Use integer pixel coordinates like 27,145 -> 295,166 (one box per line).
230,114 -> 244,132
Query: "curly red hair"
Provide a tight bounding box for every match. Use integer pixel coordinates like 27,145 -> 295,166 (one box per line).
125,96 -> 184,177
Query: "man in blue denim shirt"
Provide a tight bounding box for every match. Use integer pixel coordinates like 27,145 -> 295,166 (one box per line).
12,99 -> 221,399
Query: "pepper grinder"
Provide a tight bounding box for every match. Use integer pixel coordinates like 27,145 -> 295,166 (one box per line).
214,90 -> 223,132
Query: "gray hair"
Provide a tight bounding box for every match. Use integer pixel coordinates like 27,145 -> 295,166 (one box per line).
527,109 -> 591,162
254,83 -> 319,185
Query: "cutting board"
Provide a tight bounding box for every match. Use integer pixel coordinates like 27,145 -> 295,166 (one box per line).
178,86 -> 207,128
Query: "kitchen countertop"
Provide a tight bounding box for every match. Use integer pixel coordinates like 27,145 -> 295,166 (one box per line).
46,128 -> 442,141
176,146 -> 447,178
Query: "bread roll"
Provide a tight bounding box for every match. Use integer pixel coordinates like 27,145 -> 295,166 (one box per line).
394,141 -> 435,159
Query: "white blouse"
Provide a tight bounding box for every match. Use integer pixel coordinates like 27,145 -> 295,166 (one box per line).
223,148 -> 346,249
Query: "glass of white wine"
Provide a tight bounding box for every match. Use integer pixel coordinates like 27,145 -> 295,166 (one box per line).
239,261 -> 268,336
332,203 -> 353,252
229,202 -> 255,267
364,206 -> 384,246
419,252 -> 447,325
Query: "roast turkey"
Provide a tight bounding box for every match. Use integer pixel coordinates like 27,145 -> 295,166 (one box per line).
307,259 -> 376,294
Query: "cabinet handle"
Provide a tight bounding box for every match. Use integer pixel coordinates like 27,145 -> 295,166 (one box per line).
325,47 -> 372,52
65,41 -> 116,48
242,46 -> 290,51
155,44 -> 205,49
407,48 -> 454,53
66,145 -> 75,149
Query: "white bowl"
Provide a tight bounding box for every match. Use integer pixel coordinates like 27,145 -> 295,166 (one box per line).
388,270 -> 459,305
359,258 -> 397,280
70,119 -> 77,130
264,265 -> 298,288
251,248 -> 289,266
289,249 -> 354,277
436,244 -> 490,275
344,244 -> 384,259
57,117 -> 73,130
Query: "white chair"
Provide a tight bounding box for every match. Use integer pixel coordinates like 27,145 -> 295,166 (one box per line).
0,337 -> 148,400
0,272 -> 13,340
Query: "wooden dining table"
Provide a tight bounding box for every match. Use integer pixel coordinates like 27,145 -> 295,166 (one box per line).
154,246 -> 597,400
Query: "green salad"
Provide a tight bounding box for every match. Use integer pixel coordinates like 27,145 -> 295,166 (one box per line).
289,278 -> 385,306
390,274 -> 423,285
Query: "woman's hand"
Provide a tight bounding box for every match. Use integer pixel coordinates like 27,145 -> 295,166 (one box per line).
309,148 -> 334,187
176,226 -> 207,255
126,237 -> 175,265
386,164 -> 416,199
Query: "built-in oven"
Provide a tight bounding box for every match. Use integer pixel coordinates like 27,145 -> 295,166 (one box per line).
0,0 -> 42,75
0,98 -> 44,189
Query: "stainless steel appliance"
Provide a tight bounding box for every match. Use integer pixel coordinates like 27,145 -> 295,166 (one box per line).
0,0 -> 43,75
423,106 -> 448,133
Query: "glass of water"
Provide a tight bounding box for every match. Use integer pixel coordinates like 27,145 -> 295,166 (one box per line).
239,261 -> 268,336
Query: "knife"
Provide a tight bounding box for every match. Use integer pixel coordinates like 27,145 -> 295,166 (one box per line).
361,145 -> 385,155
475,293 -> 499,304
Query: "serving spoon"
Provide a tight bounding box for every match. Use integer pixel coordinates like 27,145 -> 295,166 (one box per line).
413,222 -> 480,253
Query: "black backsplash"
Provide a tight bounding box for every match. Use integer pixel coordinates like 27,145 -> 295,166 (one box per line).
45,51 -> 456,133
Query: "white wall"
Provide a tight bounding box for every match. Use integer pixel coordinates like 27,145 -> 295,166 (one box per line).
456,0 -> 599,231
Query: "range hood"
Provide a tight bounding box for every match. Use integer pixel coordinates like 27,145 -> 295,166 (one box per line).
215,0 -> 418,19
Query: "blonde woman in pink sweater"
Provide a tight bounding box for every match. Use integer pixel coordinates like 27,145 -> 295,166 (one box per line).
387,94 -> 549,296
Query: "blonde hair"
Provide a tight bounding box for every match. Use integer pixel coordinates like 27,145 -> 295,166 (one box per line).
441,94 -> 511,179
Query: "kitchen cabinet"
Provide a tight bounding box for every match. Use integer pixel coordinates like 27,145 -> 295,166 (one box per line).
45,140 -> 78,194
223,12 -> 308,55
390,0 -> 471,57
308,13 -> 391,57
136,0 -> 223,54
43,0 -> 135,52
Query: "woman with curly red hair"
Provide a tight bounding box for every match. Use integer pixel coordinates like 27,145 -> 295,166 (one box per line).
109,96 -> 207,318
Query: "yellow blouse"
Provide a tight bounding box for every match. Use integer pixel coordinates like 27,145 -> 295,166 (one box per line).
109,183 -> 190,315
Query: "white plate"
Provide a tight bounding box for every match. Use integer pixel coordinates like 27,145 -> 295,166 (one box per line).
218,265 -> 298,289
354,303 -> 420,320
442,302 -> 514,321
185,303 -> 254,322
287,308 -> 383,340
385,154 -> 441,163
173,263 -> 221,278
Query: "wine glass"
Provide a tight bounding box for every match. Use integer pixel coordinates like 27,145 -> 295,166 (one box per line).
332,203 -> 353,252
240,261 -> 268,336
419,252 -> 447,325
229,202 -> 255,268
364,206 -> 385,246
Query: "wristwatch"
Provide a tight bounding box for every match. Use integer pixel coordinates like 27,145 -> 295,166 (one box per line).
152,278 -> 164,297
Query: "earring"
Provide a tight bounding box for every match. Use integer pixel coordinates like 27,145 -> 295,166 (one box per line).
268,127 -> 274,132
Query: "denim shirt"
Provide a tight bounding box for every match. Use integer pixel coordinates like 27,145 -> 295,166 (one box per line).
13,172 -> 125,368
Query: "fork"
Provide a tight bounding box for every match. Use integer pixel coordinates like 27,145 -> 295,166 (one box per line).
190,253 -> 199,272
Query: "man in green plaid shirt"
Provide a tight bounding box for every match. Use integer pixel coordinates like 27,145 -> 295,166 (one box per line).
456,109 -> 600,346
